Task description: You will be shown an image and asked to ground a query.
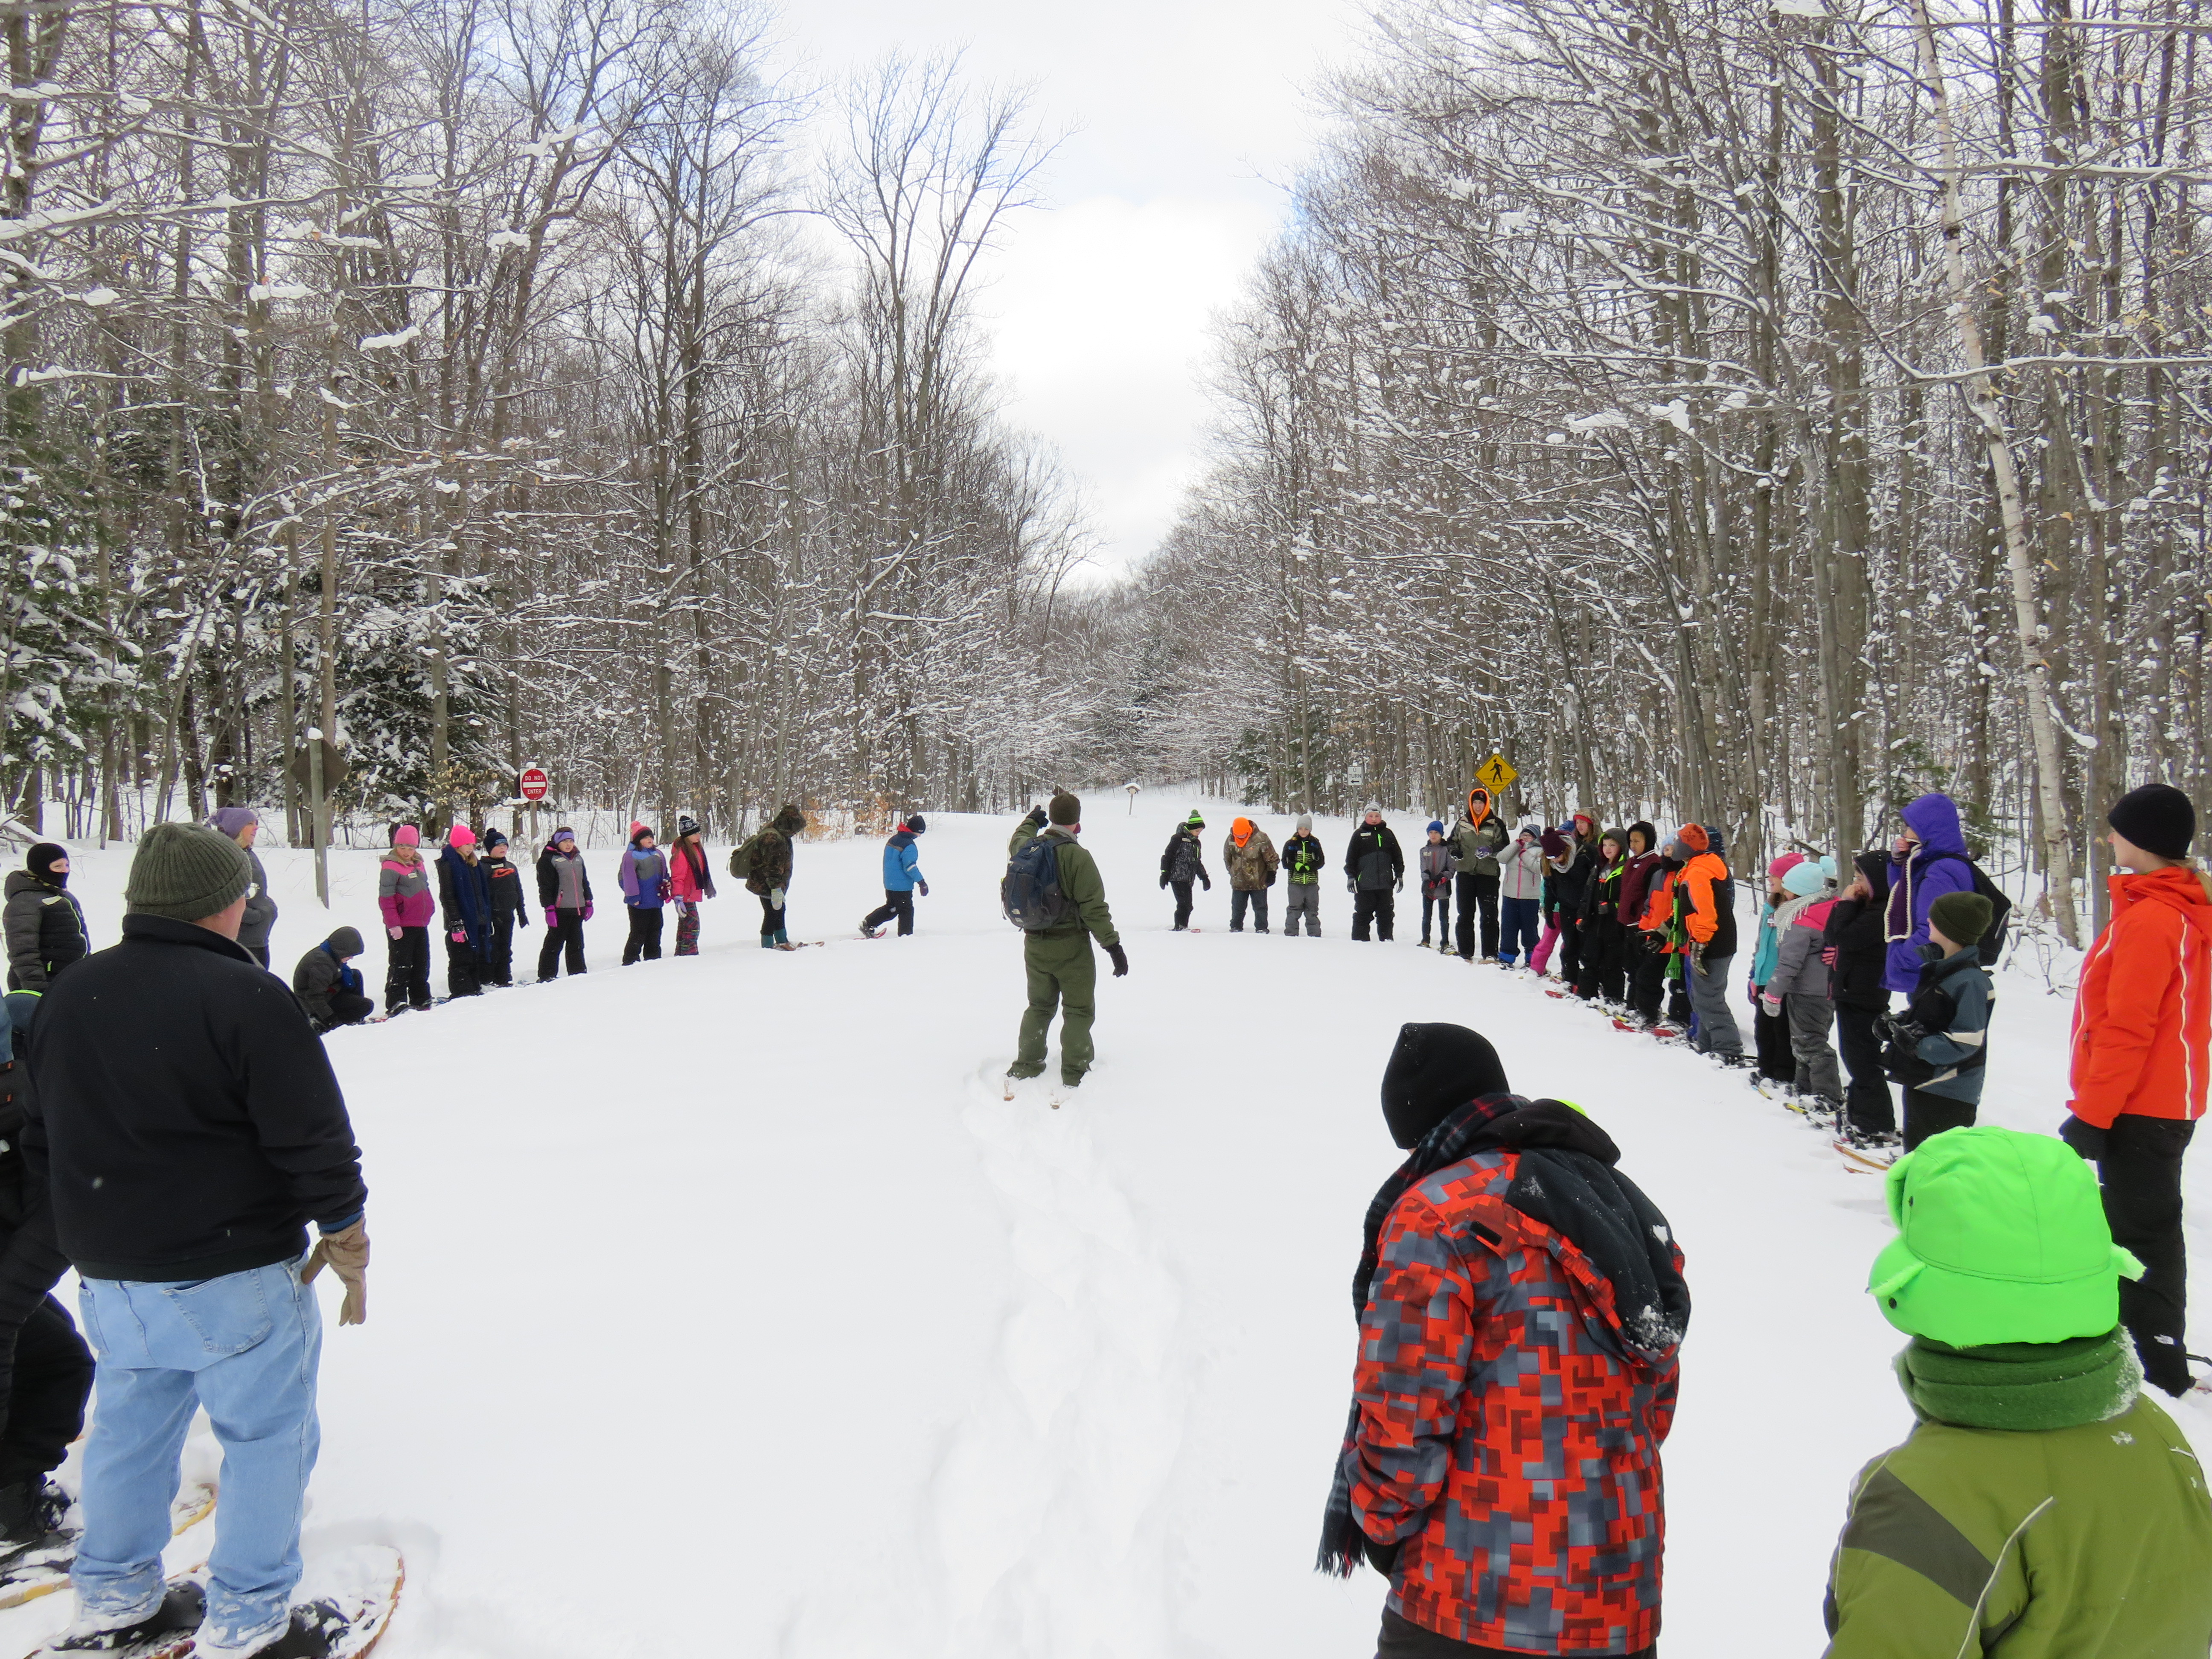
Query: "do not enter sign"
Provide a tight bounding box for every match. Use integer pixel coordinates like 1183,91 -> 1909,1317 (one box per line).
519,766 -> 549,802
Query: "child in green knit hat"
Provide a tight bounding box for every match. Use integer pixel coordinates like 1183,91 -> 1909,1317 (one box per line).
1824,1125 -> 2212,1656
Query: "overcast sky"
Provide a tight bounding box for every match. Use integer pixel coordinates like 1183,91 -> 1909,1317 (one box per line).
780,0 -> 1366,580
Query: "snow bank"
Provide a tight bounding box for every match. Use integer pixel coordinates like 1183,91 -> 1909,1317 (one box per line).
1,802 -> 2201,1657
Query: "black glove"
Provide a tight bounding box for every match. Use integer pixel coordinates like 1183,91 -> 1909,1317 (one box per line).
1880,1015 -> 1929,1051
2060,1115 -> 2108,1162
1106,943 -> 1128,978
1361,1533 -> 1403,1575
1201,876 -> 1212,891
1159,874 -> 1169,888
1024,805 -> 1048,829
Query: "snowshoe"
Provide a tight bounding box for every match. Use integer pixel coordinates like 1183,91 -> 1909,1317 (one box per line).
1833,1137 -> 1898,1174
0,1477 -> 215,1612
196,1547 -> 403,1659
1050,1077 -> 1081,1110
859,923 -> 885,940
44,1581 -> 206,1656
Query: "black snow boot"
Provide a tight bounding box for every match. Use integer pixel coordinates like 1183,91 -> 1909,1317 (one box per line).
0,1478 -> 67,1548
52,1582 -> 206,1651
223,1600 -> 355,1659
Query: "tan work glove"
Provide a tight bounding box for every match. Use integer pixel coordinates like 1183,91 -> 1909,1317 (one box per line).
303,1219 -> 370,1326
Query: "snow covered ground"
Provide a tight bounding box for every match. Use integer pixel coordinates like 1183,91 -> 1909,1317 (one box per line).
4,801 -> 2206,1659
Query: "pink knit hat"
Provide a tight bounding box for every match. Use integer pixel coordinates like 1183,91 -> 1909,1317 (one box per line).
1768,851 -> 1806,879
448,824 -> 478,848
392,824 -> 420,848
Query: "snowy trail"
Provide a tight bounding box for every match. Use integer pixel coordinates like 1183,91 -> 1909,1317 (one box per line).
3,806 -> 2206,1657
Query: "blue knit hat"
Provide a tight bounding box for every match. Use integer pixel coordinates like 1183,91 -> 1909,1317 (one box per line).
1426,820 -> 1444,835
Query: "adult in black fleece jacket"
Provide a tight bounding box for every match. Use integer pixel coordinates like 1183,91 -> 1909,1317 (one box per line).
28,914 -> 366,1279
25,823 -> 368,1657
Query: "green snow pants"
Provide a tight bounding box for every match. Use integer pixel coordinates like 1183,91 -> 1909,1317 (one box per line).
1011,930 -> 1097,1084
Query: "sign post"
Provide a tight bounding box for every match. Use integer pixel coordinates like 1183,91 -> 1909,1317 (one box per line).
1125,780 -> 1141,816
520,766 -> 548,852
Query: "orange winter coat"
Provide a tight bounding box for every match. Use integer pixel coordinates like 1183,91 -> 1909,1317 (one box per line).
1637,867 -> 1679,943
2068,864 -> 2212,1128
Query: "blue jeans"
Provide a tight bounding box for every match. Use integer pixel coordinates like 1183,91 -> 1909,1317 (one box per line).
1499,896 -> 1543,964
74,1258 -> 323,1650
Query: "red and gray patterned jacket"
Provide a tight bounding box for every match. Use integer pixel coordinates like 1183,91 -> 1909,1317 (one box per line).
1348,1147 -> 1682,1653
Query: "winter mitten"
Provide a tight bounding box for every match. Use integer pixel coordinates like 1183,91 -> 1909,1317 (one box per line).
2059,1114 -> 2108,1162
1760,993 -> 1782,1016
769,887 -> 785,909
1106,943 -> 1129,978
1025,805 -> 1048,828
658,876 -> 672,902
582,903 -> 594,920
303,1219 -> 370,1326
544,907 -> 559,929
387,926 -> 403,941
517,910 -> 530,928
1160,875 -> 1169,889
450,927 -> 468,943
917,880 -> 929,897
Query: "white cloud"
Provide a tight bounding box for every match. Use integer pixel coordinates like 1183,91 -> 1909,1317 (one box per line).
786,0 -> 1364,576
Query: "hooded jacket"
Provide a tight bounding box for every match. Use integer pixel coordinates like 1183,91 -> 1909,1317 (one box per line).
3,870 -> 87,992
1825,853 -> 1895,1010
880,830 -> 923,894
1578,841 -> 1629,933
377,847 -> 436,930
1341,1095 -> 1684,1653
1543,836 -> 1598,923
1769,893 -> 1839,1001
1498,835 -> 1547,902
620,841 -> 669,908
1885,795 -> 1977,993
1447,792 -> 1509,880
1672,831 -> 1738,959
291,934 -> 365,1029
744,805 -> 806,896
1348,821 -> 1407,892
438,844 -> 494,947
1160,826 -> 1208,887
1899,945 -> 1994,1104
1617,824 -> 1665,927
1823,1379 -> 2212,1658
536,838 -> 593,911
1222,821 -> 1279,891
2067,864 -> 2212,1128
1283,832 -> 1327,885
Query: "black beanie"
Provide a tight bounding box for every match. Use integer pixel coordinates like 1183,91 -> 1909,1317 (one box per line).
1380,1023 -> 1511,1149
906,813 -> 928,835
1048,792 -> 1080,826
2108,783 -> 2195,862
26,842 -> 67,885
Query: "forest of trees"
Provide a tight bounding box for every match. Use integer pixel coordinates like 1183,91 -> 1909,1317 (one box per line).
0,0 -> 1089,854
7,0 -> 2209,944
1110,0 -> 2212,943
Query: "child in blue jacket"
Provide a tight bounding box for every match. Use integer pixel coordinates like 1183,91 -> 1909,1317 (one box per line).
862,815 -> 929,937
1880,889 -> 1994,1152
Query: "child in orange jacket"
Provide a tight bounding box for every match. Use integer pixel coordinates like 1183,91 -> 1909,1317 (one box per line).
2062,782 -> 2212,1395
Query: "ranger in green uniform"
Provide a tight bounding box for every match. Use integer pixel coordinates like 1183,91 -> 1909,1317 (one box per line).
1824,1125 -> 2212,1657
1005,792 -> 1127,1097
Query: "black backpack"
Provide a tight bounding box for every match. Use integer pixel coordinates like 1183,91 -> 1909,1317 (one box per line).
1929,852 -> 2014,968
1003,835 -> 1074,931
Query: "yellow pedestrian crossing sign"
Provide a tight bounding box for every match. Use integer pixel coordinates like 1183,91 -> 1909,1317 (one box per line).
1476,753 -> 1518,795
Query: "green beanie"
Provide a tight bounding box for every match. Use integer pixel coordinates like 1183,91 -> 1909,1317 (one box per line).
125,823 -> 253,923
1185,809 -> 1205,827
1049,792 -> 1081,827
1869,1125 -> 2143,1347
1928,889 -> 1993,948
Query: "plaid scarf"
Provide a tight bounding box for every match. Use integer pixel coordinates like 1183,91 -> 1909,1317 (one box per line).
1316,1093 -> 1688,1578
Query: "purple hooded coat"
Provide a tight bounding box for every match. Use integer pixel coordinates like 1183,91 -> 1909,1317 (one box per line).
1883,792 -> 1975,992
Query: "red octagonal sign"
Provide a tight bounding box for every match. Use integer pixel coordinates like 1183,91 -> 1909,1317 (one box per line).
519,766 -> 549,802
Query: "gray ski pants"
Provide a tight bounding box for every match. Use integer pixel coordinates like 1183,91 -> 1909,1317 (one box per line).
1688,950 -> 1743,1055
1283,884 -> 1321,936
1787,993 -> 1843,1105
